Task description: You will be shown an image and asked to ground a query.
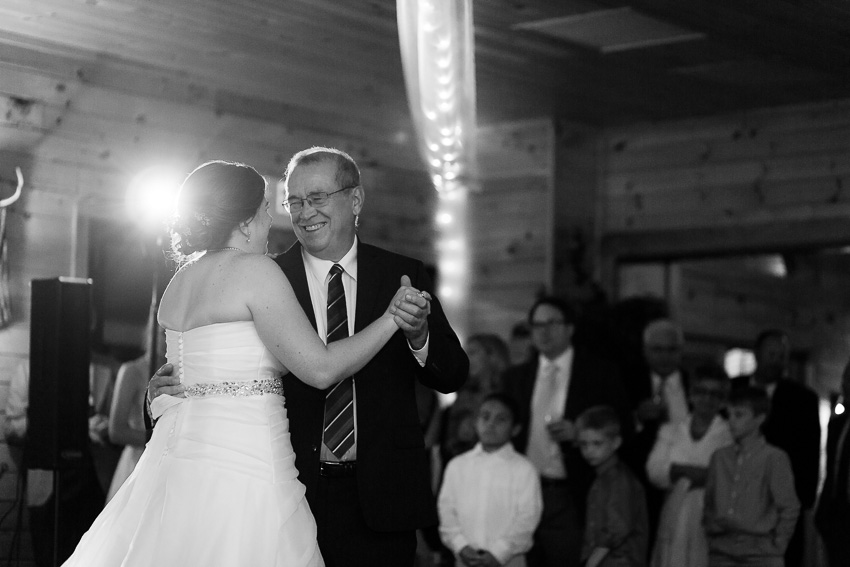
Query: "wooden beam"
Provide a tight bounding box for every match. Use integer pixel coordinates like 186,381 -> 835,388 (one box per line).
602,217 -> 850,261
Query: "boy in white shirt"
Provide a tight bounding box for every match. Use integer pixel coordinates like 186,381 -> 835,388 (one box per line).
438,393 -> 543,567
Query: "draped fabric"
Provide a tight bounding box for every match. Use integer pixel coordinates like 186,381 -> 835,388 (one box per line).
397,0 -> 478,194
64,322 -> 323,567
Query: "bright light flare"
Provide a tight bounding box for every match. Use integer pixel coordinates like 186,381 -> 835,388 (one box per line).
126,166 -> 183,231
837,402 -> 845,415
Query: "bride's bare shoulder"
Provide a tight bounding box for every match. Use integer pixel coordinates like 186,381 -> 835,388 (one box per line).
231,253 -> 290,287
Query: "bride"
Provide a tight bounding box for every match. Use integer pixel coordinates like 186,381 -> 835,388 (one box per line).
63,161 -> 423,566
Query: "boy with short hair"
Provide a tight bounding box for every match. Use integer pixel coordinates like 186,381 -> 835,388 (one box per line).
438,393 -> 543,567
703,386 -> 800,567
577,405 -> 648,567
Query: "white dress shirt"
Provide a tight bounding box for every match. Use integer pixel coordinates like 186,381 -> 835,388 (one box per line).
438,442 -> 543,567
301,238 -> 428,461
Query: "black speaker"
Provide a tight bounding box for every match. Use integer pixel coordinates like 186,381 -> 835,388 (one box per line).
27,277 -> 92,470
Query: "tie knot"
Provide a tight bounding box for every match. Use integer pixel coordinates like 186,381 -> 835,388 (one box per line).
543,361 -> 559,377
330,264 -> 344,277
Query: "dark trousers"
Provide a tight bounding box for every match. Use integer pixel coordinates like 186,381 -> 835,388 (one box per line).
314,471 -> 416,567
527,478 -> 582,567
782,516 -> 803,567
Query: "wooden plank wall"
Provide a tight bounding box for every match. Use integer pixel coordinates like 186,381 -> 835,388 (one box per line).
603,99 -> 850,236
467,119 -> 554,339
600,99 -> 850,396
0,50 -> 434,563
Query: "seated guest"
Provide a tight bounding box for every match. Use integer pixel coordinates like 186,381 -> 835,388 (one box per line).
2,361 -> 105,567
815,358 -> 850,567
438,393 -> 543,567
509,322 -> 535,366
577,405 -> 648,567
704,386 -> 799,567
504,296 -> 630,567
646,364 -> 732,567
106,311 -> 166,502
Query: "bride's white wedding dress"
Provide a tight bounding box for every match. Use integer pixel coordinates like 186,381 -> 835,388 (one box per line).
63,321 -> 324,567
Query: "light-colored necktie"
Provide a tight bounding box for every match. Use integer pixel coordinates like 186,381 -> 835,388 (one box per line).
527,362 -> 561,472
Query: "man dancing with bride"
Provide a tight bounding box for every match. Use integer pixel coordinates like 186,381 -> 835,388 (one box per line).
64,151 -> 468,566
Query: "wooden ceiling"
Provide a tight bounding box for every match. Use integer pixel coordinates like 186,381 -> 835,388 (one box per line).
0,0 -> 849,139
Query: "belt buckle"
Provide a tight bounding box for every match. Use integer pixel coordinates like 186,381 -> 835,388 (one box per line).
320,460 -> 356,477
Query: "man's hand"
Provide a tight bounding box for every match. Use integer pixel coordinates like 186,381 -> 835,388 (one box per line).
459,546 -> 483,566
393,275 -> 430,349
546,418 -> 576,443
476,550 -> 501,567
636,398 -> 666,423
147,363 -> 184,404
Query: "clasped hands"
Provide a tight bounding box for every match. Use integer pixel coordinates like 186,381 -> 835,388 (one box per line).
459,546 -> 500,567
388,274 -> 431,350
148,275 -> 431,404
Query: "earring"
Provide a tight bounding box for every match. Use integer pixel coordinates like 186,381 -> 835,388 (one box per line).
246,230 -> 251,244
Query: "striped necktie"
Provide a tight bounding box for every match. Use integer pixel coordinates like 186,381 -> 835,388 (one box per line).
322,264 -> 355,459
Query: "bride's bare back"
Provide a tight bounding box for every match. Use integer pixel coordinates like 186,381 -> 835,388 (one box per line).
158,251 -> 256,332
158,250 -> 405,390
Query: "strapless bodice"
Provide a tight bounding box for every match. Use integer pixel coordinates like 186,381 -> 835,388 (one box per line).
165,321 -> 284,387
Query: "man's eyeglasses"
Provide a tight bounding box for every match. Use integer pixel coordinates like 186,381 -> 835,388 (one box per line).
282,185 -> 357,213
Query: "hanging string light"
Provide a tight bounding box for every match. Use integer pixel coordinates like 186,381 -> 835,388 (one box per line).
398,0 -> 476,336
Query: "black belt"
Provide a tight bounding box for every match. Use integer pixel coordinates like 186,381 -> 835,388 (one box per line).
319,461 -> 357,478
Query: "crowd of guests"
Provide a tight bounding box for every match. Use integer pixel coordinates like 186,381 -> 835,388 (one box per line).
424,296 -> 847,567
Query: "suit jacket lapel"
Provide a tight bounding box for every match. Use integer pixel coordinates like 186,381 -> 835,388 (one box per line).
354,242 -> 383,332
277,243 -> 318,331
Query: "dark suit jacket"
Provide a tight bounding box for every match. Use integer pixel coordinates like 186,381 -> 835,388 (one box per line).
731,376 -> 820,509
503,349 -> 631,512
815,413 -> 850,562
275,241 -> 468,532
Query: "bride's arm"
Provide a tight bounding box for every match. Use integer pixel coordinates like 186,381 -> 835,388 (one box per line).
244,255 -> 409,389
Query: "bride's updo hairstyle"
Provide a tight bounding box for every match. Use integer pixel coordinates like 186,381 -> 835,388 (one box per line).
170,160 -> 265,261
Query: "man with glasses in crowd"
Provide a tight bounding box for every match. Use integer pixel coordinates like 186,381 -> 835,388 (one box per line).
150,147 -> 468,566
504,296 -> 629,567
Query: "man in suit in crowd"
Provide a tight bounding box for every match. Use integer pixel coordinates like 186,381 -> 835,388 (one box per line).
503,296 -> 630,567
622,318 -> 690,539
150,147 -> 468,566
815,359 -> 850,567
731,329 -> 820,567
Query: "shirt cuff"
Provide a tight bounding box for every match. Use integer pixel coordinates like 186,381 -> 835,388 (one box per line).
408,333 -> 429,367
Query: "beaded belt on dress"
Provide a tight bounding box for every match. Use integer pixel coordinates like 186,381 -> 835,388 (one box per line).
184,377 -> 284,398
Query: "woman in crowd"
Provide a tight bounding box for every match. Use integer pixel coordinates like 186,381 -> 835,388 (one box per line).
646,364 -> 732,567
105,309 -> 166,502
438,333 -> 510,465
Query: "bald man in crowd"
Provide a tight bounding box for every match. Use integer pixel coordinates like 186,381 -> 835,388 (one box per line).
621,318 -> 690,544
